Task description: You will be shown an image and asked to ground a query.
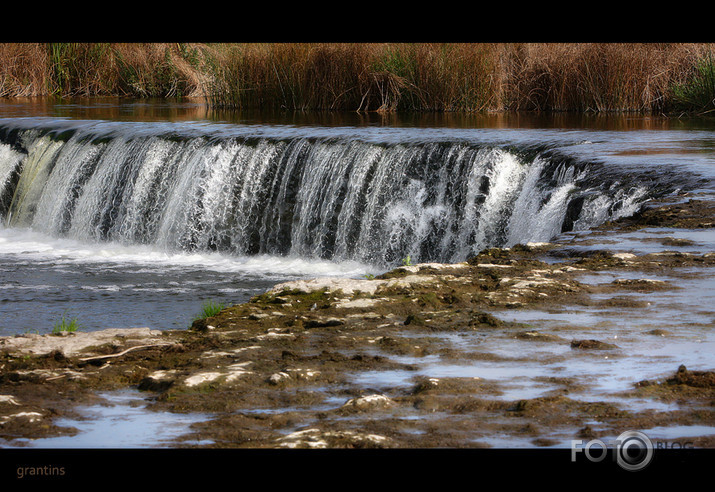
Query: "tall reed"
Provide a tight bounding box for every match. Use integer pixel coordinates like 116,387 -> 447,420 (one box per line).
0,42 -> 712,114
0,43 -> 49,97
671,47 -> 715,114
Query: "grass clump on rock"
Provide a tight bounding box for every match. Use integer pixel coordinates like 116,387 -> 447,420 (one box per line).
193,300 -> 225,323
51,312 -> 81,335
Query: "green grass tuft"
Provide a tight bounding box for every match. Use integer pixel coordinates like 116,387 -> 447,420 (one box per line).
52,312 -> 81,335
672,50 -> 715,114
193,300 -> 225,321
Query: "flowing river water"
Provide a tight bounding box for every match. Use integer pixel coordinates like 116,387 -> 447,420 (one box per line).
0,99 -> 713,448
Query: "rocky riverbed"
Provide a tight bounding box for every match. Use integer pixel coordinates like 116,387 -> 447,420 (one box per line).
1,197 -> 714,449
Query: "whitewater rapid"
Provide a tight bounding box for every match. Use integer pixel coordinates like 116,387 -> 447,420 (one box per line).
0,118 -> 679,267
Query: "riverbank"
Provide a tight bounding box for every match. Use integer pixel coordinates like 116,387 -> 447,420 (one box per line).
1,43 -> 713,114
1,195 -> 713,449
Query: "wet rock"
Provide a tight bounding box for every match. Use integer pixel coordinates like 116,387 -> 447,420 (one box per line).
646,329 -> 672,337
276,428 -> 391,449
611,278 -> 671,290
468,311 -> 502,328
191,318 -> 214,332
411,377 -> 442,394
468,247 -> 513,265
0,411 -> 44,425
660,237 -> 696,247
334,298 -> 384,309
577,426 -> 597,439
374,336 -> 426,356
138,370 -> 178,392
666,365 -> 715,388
409,377 -> 500,400
184,372 -> 223,387
570,339 -> 619,350
0,395 -> 21,406
304,317 -> 344,328
595,297 -> 652,309
574,250 -> 627,270
268,372 -> 292,385
395,262 -> 470,275
404,313 -> 425,326
608,199 -> 715,229
268,277 -> 384,296
3,368 -> 86,383
510,395 -> 627,421
612,252 -> 637,260
532,437 -> 559,447
0,328 -> 166,357
412,395 -> 442,412
631,365 -> 715,405
514,331 -> 565,342
510,395 -> 571,413
341,394 -> 395,412
269,297 -> 290,305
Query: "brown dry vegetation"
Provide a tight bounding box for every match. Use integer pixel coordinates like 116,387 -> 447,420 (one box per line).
0,42 -> 712,113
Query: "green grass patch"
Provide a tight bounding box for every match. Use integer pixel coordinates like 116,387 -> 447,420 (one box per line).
672,51 -> 715,114
193,300 -> 225,322
52,312 -> 81,335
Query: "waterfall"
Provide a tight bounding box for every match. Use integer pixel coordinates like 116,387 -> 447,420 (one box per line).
0,118 -> 679,267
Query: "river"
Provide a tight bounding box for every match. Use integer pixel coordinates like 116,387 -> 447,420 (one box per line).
1,98 -> 713,337
0,99 -> 714,450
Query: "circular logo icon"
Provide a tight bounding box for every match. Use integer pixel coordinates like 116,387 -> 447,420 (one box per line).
615,431 -> 653,471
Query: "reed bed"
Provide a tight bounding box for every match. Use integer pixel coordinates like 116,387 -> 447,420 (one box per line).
0,42 -> 712,114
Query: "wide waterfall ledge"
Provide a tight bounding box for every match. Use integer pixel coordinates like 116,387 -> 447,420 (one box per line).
1,117 -> 696,269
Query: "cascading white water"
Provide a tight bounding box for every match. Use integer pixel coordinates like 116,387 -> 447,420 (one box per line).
0,143 -> 23,209
0,120 -> 663,267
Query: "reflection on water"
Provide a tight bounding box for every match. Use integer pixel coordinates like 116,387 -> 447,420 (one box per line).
3,97 -> 715,132
4,391 -> 210,448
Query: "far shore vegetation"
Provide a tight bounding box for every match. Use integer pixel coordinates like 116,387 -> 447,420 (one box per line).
1,43 -> 714,115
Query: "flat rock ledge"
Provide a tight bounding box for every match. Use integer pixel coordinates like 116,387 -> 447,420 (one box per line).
0,328 -> 167,357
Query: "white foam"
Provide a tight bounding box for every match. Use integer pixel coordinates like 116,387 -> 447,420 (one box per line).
0,225 -> 371,278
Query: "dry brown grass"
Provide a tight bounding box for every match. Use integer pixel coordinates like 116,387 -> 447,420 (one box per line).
0,43 -> 50,97
0,42 -> 711,113
502,43 -> 708,112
